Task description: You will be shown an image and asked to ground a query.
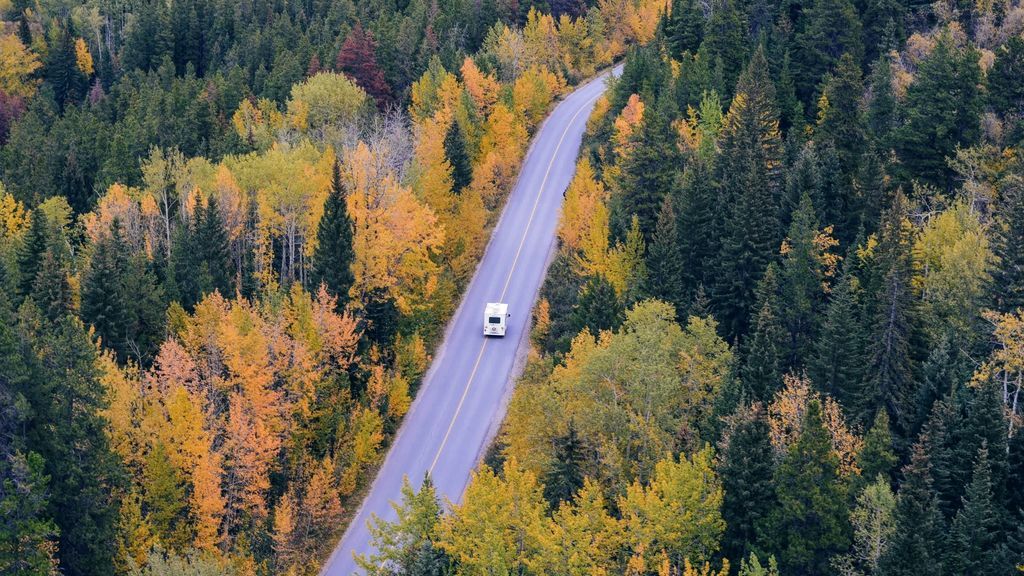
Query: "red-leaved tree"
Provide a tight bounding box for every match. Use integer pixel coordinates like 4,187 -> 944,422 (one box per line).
335,23 -> 391,108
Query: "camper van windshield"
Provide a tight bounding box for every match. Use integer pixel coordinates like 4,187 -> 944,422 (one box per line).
488,316 -> 502,324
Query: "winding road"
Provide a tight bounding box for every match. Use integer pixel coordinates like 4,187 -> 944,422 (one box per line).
320,67 -> 619,575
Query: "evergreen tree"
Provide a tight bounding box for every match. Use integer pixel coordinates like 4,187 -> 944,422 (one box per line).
1007,431 -> 1024,522
25,317 -> 123,576
678,157 -> 719,298
542,420 -> 588,506
358,476 -> 446,575
815,54 -> 867,244
810,267 -> 863,409
43,21 -> 88,110
714,46 -> 784,340
0,295 -> 59,574
768,400 -> 851,575
857,410 -> 898,489
792,0 -> 864,108
777,52 -> 805,135
169,213 -> 201,309
311,161 -> 356,309
16,209 -> 49,301
986,35 -> 1024,122
861,0 -> 904,64
866,56 -> 898,146
700,0 -> 746,94
859,193 -> 917,432
720,407 -> 776,562
778,192 -> 826,370
879,441 -> 946,576
990,175 -> 1024,314
742,265 -> 784,401
616,94 -> 680,241
195,195 -> 233,297
444,119 -> 472,195
856,145 -> 889,233
644,195 -> 685,313
946,446 -> 1001,576
81,221 -> 130,359
667,0 -> 705,58
893,30 -> 982,190
31,247 -> 73,324
362,287 -> 400,352
783,141 -> 823,226
571,274 -> 624,338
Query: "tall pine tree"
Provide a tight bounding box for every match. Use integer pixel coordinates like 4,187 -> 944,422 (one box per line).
644,195 -> 685,313
767,400 -> 851,575
311,161 -> 356,309
714,45 -> 784,340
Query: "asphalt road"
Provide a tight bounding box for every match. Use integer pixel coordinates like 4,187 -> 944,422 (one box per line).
320,67 -> 618,576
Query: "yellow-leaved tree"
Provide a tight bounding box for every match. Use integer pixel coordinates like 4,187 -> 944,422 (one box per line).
0,34 -> 41,98
436,459 -> 550,574
618,447 -> 725,569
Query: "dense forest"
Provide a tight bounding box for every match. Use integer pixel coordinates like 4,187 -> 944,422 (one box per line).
0,0 -> 670,574
356,0 -> 1024,574
3,0 -> 1024,573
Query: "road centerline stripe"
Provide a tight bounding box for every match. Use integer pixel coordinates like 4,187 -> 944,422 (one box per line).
426,83 -> 606,477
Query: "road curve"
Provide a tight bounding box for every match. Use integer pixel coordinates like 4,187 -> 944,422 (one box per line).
321,67 -> 618,576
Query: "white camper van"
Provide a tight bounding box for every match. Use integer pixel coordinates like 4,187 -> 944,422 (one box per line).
484,302 -> 509,337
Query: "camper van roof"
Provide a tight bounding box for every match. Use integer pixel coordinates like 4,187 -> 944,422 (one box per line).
485,302 -> 507,315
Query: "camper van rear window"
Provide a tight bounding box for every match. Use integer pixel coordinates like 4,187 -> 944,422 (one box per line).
489,316 -> 502,324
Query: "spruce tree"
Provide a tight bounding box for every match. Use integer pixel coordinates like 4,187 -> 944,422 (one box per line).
714,46 -> 784,340
986,36 -> 1024,120
644,195 -> 685,313
990,175 -> 1024,314
859,193 -> 917,432
542,420 -> 588,506
783,142 -> 823,228
862,0 -> 904,64
311,161 -> 356,309
196,195 -> 233,297
893,30 -> 982,190
616,94 -> 680,241
123,253 -> 167,366
815,54 -> 867,245
810,268 -> 863,409
667,0 -> 705,58
31,247 -> 74,323
792,0 -> 864,107
857,411 -> 898,489
678,158 -> 719,297
169,213 -> 201,309
742,265 -> 784,401
946,446 -> 1001,576
17,209 -> 49,300
444,119 -> 472,195
720,406 -> 776,562
700,0 -> 746,94
778,193 -> 825,371
856,145 -> 889,233
43,21 -> 88,110
878,441 -> 946,576
82,221 -> 131,360
27,317 -> 123,575
768,400 -> 851,575
571,275 -> 623,338
866,55 -> 898,146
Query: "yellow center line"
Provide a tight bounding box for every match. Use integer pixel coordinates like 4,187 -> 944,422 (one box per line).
427,85 -> 606,476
